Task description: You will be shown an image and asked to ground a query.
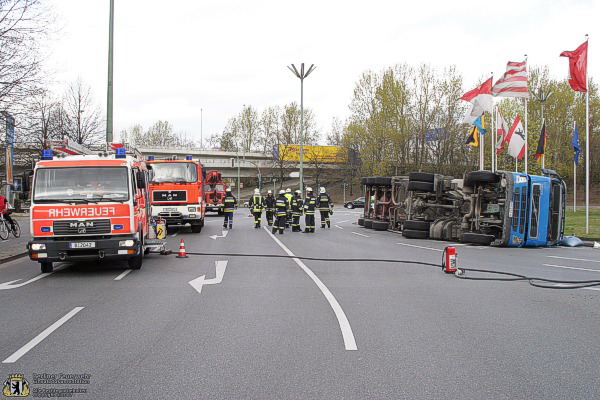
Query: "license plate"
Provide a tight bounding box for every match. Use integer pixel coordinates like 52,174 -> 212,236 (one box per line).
164,207 -> 177,211
69,242 -> 96,249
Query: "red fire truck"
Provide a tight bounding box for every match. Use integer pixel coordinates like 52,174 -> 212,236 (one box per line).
27,142 -> 152,273
146,156 -> 205,232
203,170 -> 227,215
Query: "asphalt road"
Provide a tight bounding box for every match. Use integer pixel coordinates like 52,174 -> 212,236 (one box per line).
1,209 -> 600,399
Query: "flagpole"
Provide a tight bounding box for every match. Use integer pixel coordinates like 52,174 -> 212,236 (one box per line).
542,118 -> 545,169
480,118 -> 484,170
574,121 -> 577,212
491,106 -> 495,172
585,35 -> 589,234
524,54 -> 529,175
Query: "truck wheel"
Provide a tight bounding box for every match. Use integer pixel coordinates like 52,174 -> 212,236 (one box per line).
191,224 -> 202,233
128,243 -> 143,269
402,229 -> 429,239
407,181 -> 435,192
358,218 -> 365,226
372,220 -> 389,231
363,219 -> 374,228
409,172 -> 435,183
463,171 -> 499,187
403,220 -> 431,231
40,262 -> 53,273
460,232 -> 495,245
372,177 -> 392,186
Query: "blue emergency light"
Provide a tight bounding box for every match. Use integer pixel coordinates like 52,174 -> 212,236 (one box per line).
186,155 -> 193,160
147,155 -> 155,161
41,149 -> 53,160
115,147 -> 126,158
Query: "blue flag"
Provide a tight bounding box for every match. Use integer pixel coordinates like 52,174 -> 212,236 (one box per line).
473,115 -> 487,135
572,123 -> 580,166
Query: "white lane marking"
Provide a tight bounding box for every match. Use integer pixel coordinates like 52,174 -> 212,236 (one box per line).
172,232 -> 179,237
114,269 -> 132,281
334,225 -> 343,230
0,266 -> 63,290
397,242 -> 443,252
3,307 -> 84,363
189,260 -> 228,294
351,232 -> 370,238
547,255 -> 600,264
336,220 -> 349,224
543,264 -> 600,273
263,227 -> 357,351
584,287 -> 600,292
209,230 -> 229,240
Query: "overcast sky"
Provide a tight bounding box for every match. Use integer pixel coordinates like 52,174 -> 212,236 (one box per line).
46,0 -> 598,145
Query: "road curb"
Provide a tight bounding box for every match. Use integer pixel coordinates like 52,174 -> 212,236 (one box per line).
0,252 -> 28,265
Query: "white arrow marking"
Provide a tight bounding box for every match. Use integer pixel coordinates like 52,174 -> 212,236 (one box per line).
188,260 -> 228,293
0,272 -> 55,290
209,230 -> 229,240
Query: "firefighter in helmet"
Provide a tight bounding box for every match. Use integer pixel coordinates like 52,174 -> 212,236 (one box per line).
264,190 -> 275,226
303,187 -> 317,233
291,189 -> 303,232
248,188 -> 265,228
284,188 -> 293,227
318,187 -> 333,228
223,187 -> 237,229
272,189 -> 289,235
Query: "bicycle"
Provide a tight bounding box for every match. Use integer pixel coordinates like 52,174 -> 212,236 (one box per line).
0,212 -> 20,240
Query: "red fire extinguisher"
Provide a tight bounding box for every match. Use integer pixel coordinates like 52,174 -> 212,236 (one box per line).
442,246 -> 457,273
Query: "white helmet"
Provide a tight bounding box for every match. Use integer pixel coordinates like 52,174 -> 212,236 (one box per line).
226,187 -> 232,192
286,188 -> 291,193
295,190 -> 301,195
279,189 -> 286,195
320,187 -> 326,194
254,188 -> 260,195
306,187 -> 313,192
267,190 -> 272,194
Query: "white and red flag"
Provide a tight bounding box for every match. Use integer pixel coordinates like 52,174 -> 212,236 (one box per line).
491,61 -> 529,98
460,77 -> 493,124
495,107 -> 510,154
504,114 -> 526,159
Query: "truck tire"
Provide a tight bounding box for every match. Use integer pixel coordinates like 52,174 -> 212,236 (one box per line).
402,229 -> 429,239
371,177 -> 392,186
372,220 -> 389,231
40,262 -> 53,273
191,224 -> 202,233
358,218 -> 365,226
407,181 -> 435,192
128,242 -> 143,270
403,220 -> 431,231
363,219 -> 374,228
463,171 -> 499,187
460,232 -> 495,245
409,172 -> 435,183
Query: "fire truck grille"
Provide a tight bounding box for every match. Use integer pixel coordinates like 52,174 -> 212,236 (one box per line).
153,191 -> 187,202
53,219 -> 112,235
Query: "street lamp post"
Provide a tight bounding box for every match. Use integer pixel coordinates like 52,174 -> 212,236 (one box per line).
106,0 -> 114,145
287,63 -> 316,194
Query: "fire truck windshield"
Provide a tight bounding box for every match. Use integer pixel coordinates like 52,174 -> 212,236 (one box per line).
33,167 -> 130,202
150,162 -> 197,183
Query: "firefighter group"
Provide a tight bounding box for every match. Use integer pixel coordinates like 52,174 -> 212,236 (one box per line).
221,186 -> 333,234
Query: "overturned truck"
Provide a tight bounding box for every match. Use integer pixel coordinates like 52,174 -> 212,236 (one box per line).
358,169 -> 565,247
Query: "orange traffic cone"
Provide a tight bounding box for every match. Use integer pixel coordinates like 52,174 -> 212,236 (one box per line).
176,238 -> 188,258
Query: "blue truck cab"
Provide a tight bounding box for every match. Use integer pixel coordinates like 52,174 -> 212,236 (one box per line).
498,170 -> 565,247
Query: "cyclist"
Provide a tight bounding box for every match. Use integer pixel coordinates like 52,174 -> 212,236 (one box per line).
0,194 -> 16,231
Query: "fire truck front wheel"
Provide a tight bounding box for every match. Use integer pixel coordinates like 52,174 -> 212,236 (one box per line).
128,252 -> 143,269
40,262 -> 53,273
191,223 -> 202,233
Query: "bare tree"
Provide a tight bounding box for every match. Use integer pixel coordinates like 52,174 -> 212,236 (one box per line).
64,79 -> 104,145
0,0 -> 54,112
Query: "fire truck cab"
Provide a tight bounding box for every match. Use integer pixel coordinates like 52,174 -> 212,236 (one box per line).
27,145 -> 151,273
147,156 -> 205,232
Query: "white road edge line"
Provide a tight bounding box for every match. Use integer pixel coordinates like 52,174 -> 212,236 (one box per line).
547,255 -> 600,264
3,307 -> 84,363
263,227 -> 357,351
543,264 -> 600,273
397,242 -> 443,252
351,232 -> 370,238
336,220 -> 349,224
114,269 -> 132,281
334,225 -> 343,230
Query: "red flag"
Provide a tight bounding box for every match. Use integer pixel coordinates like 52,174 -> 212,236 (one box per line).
560,41 -> 588,92
459,77 -> 493,101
